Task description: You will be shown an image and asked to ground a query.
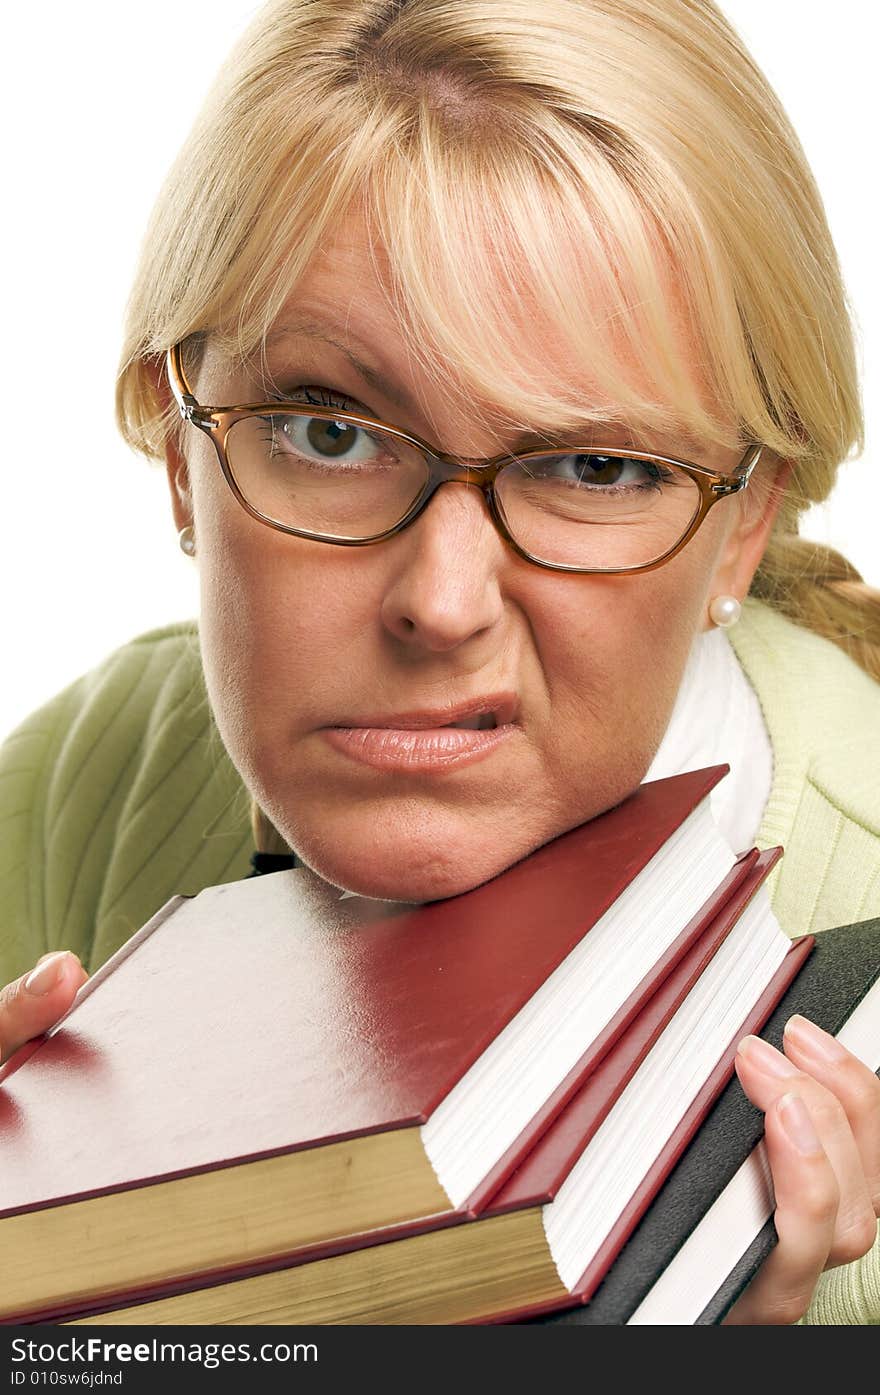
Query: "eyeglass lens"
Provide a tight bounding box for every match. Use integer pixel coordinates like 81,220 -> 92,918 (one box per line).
224,412 -> 702,568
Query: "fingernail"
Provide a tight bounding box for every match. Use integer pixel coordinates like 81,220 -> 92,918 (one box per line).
778,1091 -> 823,1156
24,952 -> 69,997
736,1034 -> 799,1078
784,1014 -> 847,1063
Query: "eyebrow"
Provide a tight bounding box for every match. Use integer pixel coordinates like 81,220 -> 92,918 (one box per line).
261,319 -> 710,460
263,319 -> 419,416
262,321 -> 586,448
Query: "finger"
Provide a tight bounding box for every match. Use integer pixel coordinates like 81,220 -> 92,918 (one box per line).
735,1036 -> 877,1268
0,952 -> 89,1065
782,1015 -> 880,1215
725,1091 -> 837,1324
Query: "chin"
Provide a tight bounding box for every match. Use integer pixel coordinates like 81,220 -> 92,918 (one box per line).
285,818 -> 540,905
306,849 -> 506,905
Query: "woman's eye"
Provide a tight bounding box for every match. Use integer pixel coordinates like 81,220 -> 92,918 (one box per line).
260,386 -> 390,467
274,412 -> 380,463
272,387 -> 367,453
549,454 -> 667,489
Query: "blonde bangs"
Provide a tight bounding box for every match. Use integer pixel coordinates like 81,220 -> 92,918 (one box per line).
358,106 -> 760,456
117,0 -> 861,497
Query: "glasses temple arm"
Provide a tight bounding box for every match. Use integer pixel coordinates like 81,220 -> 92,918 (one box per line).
711,442 -> 763,496
165,344 -> 201,422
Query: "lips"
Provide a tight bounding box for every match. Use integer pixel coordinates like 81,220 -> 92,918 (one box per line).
332,693 -> 519,731
322,692 -> 520,773
445,712 -> 496,731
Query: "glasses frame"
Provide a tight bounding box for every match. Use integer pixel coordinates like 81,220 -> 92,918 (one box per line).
166,341 -> 763,576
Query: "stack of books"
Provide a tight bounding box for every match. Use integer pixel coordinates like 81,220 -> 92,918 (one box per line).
1,765 -> 877,1325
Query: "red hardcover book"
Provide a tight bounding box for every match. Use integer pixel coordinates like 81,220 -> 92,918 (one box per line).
55,850 -> 805,1326
1,766 -> 752,1322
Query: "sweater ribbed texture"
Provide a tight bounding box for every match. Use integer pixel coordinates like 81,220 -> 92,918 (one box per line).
728,600 -> 880,938
0,623 -> 253,979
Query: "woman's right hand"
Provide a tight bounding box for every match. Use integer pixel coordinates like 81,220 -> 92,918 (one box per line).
0,952 -> 89,1066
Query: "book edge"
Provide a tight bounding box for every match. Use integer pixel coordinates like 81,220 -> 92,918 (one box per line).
0,896 -> 189,1088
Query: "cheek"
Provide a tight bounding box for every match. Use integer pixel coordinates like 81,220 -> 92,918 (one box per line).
533,545 -> 715,791
191,473 -> 371,772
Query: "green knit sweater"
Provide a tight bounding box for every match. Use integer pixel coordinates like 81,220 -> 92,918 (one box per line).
1,595 -> 879,1322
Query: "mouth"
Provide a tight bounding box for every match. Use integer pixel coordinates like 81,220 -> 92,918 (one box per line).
334,693 -> 519,732
321,694 -> 519,773
442,712 -> 498,731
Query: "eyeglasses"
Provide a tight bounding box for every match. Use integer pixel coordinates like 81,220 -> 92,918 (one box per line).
166,342 -> 762,575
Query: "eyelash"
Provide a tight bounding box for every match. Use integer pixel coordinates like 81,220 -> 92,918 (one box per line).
269,385 -> 364,413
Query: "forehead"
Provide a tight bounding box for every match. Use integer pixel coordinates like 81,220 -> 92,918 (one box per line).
197,183 -> 744,468
258,207 -> 708,446
270,213 -> 552,424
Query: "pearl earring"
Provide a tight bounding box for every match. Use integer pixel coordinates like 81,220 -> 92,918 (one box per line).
708,594 -> 741,628
178,526 -> 196,557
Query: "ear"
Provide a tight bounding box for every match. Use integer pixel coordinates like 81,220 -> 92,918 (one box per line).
703,455 -> 795,623
143,355 -> 193,533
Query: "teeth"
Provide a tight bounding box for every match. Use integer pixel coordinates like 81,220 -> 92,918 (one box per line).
448,713 -> 496,730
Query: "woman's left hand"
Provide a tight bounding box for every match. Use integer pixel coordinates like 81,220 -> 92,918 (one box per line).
724,1014 -> 880,1324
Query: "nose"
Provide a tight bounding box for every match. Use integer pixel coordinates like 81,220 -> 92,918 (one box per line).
379,481 -> 509,653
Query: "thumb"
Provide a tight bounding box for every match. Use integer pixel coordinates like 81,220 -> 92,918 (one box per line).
0,952 -> 89,1066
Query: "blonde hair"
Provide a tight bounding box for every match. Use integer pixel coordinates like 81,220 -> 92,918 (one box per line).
114,0 -> 879,854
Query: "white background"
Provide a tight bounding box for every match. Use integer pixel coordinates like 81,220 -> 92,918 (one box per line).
0,1 -> 875,741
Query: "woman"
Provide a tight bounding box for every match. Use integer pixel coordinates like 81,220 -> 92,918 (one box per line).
1,0 -> 878,1324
